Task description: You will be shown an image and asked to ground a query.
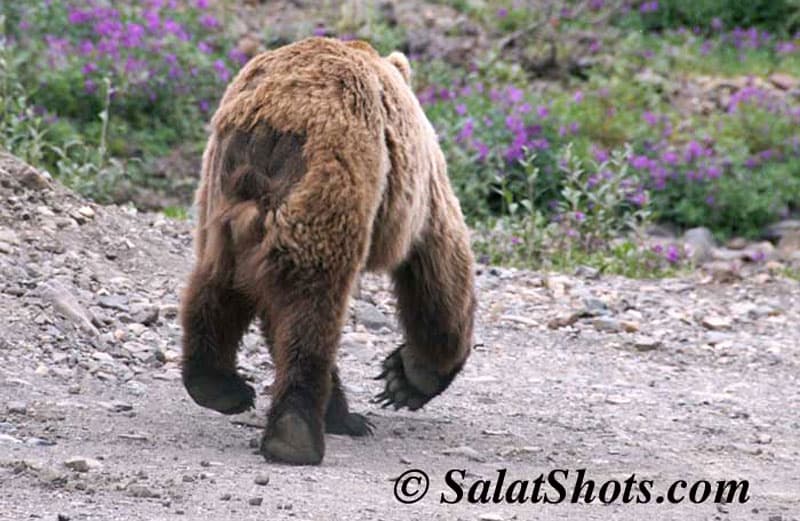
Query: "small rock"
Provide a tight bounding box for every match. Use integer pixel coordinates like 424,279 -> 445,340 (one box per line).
353,300 -> 393,331
159,303 -> 179,318
37,205 -> 55,217
127,484 -> 160,498
19,167 -> 51,190
479,514 -> 504,521
441,445 -> 484,462
768,72 -> 797,91
77,206 -> 95,219
754,433 -> 773,445
703,260 -> 742,283
7,401 -> 27,414
64,457 -> 102,473
0,229 -> 19,245
593,317 -> 621,333
219,493 -> 232,501
26,437 -> 56,447
620,320 -> 640,333
547,311 -> 580,329
574,265 -> 600,279
582,298 -> 610,316
41,282 -> 99,336
763,219 -> 800,240
0,433 -> 22,444
632,336 -> 662,351
502,314 -> 539,327
130,303 -> 159,326
705,331 -> 732,346
778,230 -> 800,259
254,475 -> 270,486
726,237 -> 747,250
99,401 -> 133,413
701,316 -> 732,330
98,295 -> 130,312
92,352 -> 115,363
248,497 -> 263,506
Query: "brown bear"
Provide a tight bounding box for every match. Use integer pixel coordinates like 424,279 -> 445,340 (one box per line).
179,37 -> 476,465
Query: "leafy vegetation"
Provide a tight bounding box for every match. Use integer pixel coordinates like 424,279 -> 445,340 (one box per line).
1,0 -> 799,276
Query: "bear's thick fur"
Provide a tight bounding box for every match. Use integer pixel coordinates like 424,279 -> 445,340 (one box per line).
180,37 -> 476,465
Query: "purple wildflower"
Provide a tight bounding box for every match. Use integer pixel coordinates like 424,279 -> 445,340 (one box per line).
592,146 -> 609,163
665,244 -> 680,264
200,14 -> 220,29
473,141 -> 489,161
81,62 -> 98,75
639,1 -> 659,13
506,86 -> 523,104
457,119 -> 474,142
68,9 -> 92,25
642,111 -> 659,126
631,155 -> 651,169
84,79 -> 97,94
213,59 -> 230,82
229,48 -> 249,65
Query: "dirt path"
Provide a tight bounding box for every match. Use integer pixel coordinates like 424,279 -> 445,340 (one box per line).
0,155 -> 798,521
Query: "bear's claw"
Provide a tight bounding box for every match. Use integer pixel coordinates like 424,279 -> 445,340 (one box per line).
373,345 -> 441,411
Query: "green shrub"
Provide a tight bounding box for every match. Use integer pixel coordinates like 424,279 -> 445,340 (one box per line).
631,0 -> 800,35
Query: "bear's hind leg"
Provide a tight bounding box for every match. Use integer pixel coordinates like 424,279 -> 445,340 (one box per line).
261,318 -> 372,437
376,220 -> 476,411
181,235 -> 256,415
325,367 -> 374,436
258,266 -> 356,465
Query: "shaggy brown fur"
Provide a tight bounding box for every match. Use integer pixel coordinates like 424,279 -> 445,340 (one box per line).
180,37 -> 476,465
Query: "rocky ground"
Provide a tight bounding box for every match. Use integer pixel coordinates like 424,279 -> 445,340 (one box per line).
0,153 -> 798,521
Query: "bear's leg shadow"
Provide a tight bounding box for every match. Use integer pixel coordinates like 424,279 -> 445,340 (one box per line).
377,214 -> 476,411
180,220 -> 257,415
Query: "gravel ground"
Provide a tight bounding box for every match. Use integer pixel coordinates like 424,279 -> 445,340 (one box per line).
0,154 -> 798,521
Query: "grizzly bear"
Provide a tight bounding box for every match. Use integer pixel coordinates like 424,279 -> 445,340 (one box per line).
179,37 -> 476,465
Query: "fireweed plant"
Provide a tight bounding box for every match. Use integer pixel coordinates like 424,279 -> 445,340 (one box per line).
2,0 -> 799,273
2,0 -> 246,199
417,5 -> 800,251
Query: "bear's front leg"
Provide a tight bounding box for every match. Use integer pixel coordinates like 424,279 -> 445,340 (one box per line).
376,213 -> 476,410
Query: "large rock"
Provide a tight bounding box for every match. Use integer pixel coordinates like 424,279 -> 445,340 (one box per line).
683,227 -> 715,263
777,230 -> 800,261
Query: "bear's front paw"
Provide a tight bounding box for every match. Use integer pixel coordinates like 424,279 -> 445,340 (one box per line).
373,345 -> 455,411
